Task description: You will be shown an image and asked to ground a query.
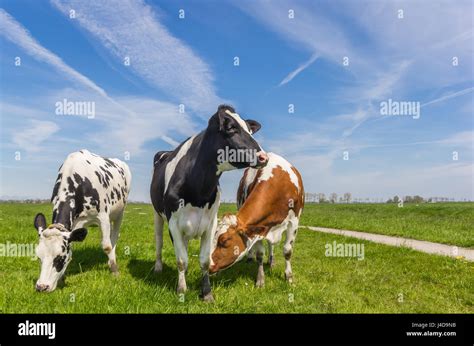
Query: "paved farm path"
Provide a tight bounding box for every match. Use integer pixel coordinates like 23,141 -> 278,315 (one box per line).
305,226 -> 474,262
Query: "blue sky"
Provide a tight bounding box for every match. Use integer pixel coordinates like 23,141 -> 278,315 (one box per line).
0,0 -> 473,202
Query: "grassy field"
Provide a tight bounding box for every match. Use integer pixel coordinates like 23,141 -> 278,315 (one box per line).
0,202 -> 472,313
297,203 -> 473,247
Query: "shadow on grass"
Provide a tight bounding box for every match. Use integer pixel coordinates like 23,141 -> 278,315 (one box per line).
127,258 -> 176,292
67,246 -> 108,276
126,257 -> 279,292
210,259 -> 282,288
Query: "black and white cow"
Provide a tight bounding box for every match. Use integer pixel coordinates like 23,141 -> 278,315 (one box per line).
150,105 -> 268,301
33,150 -> 131,292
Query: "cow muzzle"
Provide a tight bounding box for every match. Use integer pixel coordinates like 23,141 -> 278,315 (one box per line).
35,283 -> 51,292
255,151 -> 269,167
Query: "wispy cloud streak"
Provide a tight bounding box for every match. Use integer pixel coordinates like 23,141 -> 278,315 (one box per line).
12,120 -> 60,152
0,9 -> 188,154
51,0 -> 221,113
421,87 -> 474,108
278,53 -> 318,87
0,9 -> 107,97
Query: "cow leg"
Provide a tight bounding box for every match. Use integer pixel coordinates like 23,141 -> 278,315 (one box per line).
283,221 -> 298,284
246,246 -> 255,263
99,214 -> 113,257
108,214 -> 122,275
169,221 -> 188,294
153,211 -> 164,273
199,229 -> 214,302
267,241 -> 275,268
255,240 -> 265,288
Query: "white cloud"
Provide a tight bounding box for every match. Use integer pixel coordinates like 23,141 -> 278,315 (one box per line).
438,131 -> 473,148
357,60 -> 412,102
344,2 -> 473,58
238,1 -> 473,135
160,135 -> 180,148
0,9 -> 107,97
287,152 -> 473,200
0,9 -> 197,155
265,132 -> 340,156
235,1 -> 473,200
51,0 -> 222,113
91,95 -> 196,154
236,1 -> 353,64
29,88 -> 198,155
12,120 -> 60,152
337,1 -> 474,88
0,8 -> 204,201
421,87 -> 474,108
278,53 -> 318,87
237,2 -> 413,139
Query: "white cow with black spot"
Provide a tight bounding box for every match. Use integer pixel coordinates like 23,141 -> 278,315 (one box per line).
33,149 -> 131,292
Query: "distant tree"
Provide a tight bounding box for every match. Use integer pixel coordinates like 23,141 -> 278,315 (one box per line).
329,193 -> 338,203
413,195 -> 424,203
387,198 -> 393,203
343,192 -> 352,203
393,196 -> 400,203
317,193 -> 326,203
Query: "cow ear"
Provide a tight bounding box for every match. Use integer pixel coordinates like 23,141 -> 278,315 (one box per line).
68,228 -> 88,242
34,213 -> 47,233
245,119 -> 261,134
217,108 -> 230,132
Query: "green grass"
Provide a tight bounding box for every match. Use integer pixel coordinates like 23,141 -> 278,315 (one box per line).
293,203 -> 473,247
0,202 -> 472,313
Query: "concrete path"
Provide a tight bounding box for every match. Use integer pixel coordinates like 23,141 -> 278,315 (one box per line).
305,226 -> 474,262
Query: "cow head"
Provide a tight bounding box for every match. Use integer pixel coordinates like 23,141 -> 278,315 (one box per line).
33,213 -> 87,292
210,105 -> 268,172
209,214 -> 248,274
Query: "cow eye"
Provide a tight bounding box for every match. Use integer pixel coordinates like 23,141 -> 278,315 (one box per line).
225,125 -> 236,133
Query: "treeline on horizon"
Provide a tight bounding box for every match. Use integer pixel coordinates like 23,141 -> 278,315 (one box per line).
303,193 -> 472,204
1,195 -> 472,204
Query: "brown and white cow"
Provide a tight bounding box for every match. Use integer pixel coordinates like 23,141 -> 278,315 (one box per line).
209,152 -> 304,287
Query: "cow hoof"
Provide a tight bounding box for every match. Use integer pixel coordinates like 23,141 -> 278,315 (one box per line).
109,263 -> 119,273
256,280 -> 265,288
154,262 -> 163,273
285,273 -> 293,284
268,261 -> 276,269
177,285 -> 187,294
200,293 -> 214,302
